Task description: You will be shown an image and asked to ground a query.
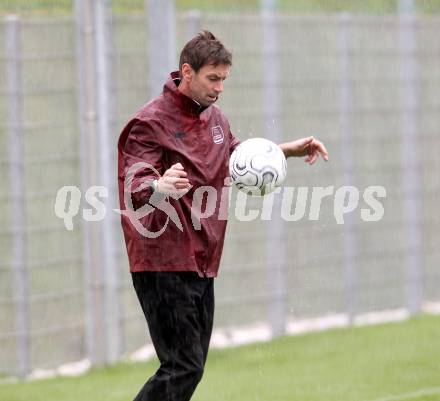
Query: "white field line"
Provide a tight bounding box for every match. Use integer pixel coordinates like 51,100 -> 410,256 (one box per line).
130,301 -> 440,360
422,301 -> 440,315
365,386 -> 440,401
2,301 -> 438,383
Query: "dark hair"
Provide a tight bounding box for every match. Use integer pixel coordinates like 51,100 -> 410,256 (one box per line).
179,30 -> 232,74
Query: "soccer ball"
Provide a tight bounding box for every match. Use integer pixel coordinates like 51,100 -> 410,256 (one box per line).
229,138 -> 287,196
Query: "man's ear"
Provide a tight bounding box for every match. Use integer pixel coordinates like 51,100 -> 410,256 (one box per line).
181,63 -> 193,83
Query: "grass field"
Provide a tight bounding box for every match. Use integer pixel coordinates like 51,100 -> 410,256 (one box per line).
1,315 -> 439,401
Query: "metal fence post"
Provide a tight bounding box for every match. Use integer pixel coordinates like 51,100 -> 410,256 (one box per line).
399,0 -> 423,315
5,14 -> 30,379
74,0 -> 106,366
338,13 -> 357,324
95,0 -> 122,363
261,0 -> 286,337
183,9 -> 202,41
145,0 -> 177,98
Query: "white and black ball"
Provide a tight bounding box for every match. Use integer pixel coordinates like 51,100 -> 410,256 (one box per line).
229,138 -> 287,196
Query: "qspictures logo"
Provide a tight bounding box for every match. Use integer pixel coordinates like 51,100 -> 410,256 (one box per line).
54,162 -> 386,238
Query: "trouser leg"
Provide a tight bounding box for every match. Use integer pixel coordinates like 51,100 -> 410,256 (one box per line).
131,272 -> 214,401
199,277 -> 214,366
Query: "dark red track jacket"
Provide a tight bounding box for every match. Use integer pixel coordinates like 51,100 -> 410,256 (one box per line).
117,72 -> 240,277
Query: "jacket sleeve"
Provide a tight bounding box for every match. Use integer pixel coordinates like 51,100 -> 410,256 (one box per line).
118,119 -> 163,210
229,128 -> 241,154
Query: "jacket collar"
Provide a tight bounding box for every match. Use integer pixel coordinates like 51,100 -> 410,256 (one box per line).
163,71 -> 209,117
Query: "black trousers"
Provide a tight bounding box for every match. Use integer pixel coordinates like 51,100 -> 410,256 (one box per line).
131,272 -> 215,401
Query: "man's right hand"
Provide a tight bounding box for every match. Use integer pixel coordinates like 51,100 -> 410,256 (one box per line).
156,163 -> 191,197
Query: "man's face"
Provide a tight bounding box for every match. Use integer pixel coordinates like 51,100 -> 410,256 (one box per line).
185,63 -> 230,107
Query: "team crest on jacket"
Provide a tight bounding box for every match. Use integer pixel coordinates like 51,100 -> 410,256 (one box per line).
211,125 -> 224,144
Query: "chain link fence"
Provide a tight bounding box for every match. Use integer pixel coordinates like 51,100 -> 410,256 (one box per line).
0,4 -> 439,379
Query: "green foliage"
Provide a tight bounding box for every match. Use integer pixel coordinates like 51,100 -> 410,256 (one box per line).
279,0 -> 398,14
1,315 -> 439,401
0,0 -> 71,14
2,0 -> 440,15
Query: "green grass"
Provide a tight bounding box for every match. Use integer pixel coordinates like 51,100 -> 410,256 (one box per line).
1,315 -> 439,401
2,0 -> 440,15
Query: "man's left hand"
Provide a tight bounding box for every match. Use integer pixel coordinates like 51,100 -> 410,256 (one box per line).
279,136 -> 329,164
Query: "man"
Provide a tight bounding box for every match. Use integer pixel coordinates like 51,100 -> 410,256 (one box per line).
118,31 -> 328,401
